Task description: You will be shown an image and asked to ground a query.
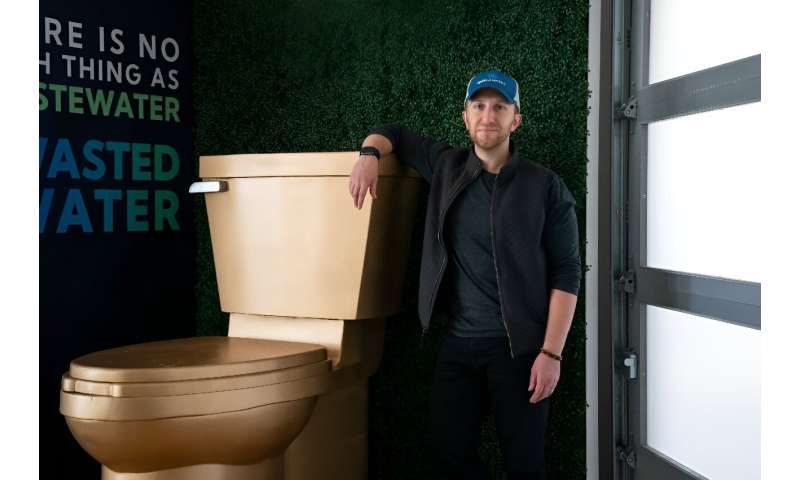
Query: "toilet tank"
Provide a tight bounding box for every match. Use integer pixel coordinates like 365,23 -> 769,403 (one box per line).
196,152 -> 423,320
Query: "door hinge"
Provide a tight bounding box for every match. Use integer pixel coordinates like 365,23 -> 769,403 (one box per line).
617,270 -> 636,294
617,445 -> 637,469
616,96 -> 637,119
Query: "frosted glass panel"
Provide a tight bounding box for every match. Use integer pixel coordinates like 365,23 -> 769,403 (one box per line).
649,0 -> 761,83
646,306 -> 760,479
646,102 -> 762,282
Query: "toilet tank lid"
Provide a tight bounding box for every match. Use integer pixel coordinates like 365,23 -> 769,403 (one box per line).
198,152 -> 420,178
69,337 -> 328,383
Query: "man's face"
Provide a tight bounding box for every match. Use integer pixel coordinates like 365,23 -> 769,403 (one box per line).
462,89 -> 522,150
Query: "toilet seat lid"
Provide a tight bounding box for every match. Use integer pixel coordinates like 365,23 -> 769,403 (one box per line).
69,336 -> 328,383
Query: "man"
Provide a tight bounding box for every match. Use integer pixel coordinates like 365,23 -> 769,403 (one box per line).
349,70 -> 580,479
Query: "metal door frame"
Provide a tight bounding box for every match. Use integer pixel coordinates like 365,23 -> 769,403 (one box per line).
626,1 -> 761,479
592,1 -> 761,479
590,0 -> 626,477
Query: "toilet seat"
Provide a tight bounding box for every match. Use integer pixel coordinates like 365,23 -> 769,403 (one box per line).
60,336 -> 333,421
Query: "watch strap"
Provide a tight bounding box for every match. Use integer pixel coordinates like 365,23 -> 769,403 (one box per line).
359,146 -> 381,160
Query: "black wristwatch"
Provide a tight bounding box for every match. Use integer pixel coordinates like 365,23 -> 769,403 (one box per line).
359,146 -> 381,160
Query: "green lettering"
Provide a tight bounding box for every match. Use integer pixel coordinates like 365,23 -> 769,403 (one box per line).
126,190 -> 149,232
39,83 -> 48,110
164,96 -> 180,122
68,86 -> 84,114
131,143 -> 152,181
114,91 -> 133,118
154,144 -> 179,181
132,93 -> 148,119
82,139 -> 106,180
49,83 -> 67,112
105,141 -> 130,180
85,88 -> 114,116
149,95 -> 163,121
94,189 -> 122,232
154,190 -> 180,231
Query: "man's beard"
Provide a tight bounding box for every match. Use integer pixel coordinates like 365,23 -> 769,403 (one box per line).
469,124 -> 512,150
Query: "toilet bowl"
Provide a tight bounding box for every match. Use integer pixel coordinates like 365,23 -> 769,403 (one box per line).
60,152 -> 422,479
61,337 -> 331,479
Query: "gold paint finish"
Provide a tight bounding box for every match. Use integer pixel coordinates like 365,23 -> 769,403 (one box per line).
69,336 -> 327,383
62,360 -> 331,398
229,314 -> 346,367
66,400 -> 315,474
101,458 -> 283,480
201,152 -> 422,319
199,151 -> 417,178
61,151 -> 425,479
60,372 -> 333,421
228,314 -> 385,373
284,382 -> 369,479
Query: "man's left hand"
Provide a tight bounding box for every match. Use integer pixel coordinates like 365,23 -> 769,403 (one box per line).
528,353 -> 561,404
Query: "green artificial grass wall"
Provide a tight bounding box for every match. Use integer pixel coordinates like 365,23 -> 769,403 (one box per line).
193,0 -> 589,477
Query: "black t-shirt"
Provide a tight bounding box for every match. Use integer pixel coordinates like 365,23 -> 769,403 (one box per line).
442,169 -> 507,338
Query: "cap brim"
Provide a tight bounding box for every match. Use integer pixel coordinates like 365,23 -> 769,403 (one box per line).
467,86 -> 516,105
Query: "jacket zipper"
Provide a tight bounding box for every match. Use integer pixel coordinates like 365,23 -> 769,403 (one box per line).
422,166 -> 483,342
490,178 -> 515,358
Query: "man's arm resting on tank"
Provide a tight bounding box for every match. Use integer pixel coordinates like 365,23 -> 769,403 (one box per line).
349,133 -> 393,209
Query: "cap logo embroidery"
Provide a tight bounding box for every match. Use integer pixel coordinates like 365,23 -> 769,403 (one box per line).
477,78 -> 506,86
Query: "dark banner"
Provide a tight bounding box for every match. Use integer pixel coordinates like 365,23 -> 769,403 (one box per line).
39,1 -> 195,476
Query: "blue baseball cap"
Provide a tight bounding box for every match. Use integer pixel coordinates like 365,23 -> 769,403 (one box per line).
464,70 -> 520,111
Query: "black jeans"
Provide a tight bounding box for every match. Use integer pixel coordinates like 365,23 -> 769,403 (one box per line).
429,334 -> 549,480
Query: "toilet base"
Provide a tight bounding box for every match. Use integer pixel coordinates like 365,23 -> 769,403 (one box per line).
101,457 -> 283,480
284,372 -> 369,480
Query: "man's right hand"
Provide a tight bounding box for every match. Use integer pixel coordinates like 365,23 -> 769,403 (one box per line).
349,154 -> 379,209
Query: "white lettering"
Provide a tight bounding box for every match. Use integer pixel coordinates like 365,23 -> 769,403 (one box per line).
160,37 -> 179,62
67,21 -> 83,48
110,29 -> 125,54
139,34 -> 157,59
39,52 -> 50,75
167,69 -> 179,90
44,17 -> 62,46
61,54 -> 76,77
125,64 -> 141,85
78,56 -> 94,80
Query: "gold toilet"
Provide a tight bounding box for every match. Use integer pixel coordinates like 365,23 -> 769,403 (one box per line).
59,152 -> 422,479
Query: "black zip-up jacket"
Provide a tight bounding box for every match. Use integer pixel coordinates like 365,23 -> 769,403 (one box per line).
369,125 -> 582,357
